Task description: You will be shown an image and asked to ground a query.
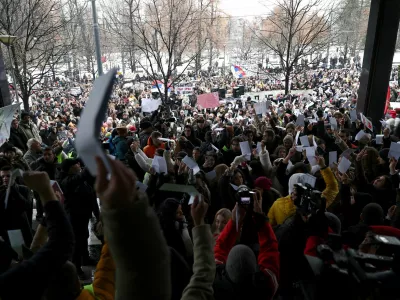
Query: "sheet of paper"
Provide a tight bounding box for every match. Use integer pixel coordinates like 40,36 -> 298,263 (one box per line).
8,229 -> 24,258
350,110 -> 357,122
295,131 -> 300,145
355,130 -> 367,141
230,183 -> 239,191
50,180 -> 65,204
205,170 -> 217,181
158,137 -> 173,142
75,69 -> 117,176
152,155 -> 168,174
388,142 -> 400,160
182,155 -> 200,175
0,104 -> 20,147
308,156 -> 318,166
211,144 -> 219,152
330,117 -> 338,130
136,181 -> 148,193
312,135 -> 318,150
295,145 -> 303,152
256,142 -> 262,154
240,141 -> 251,160
299,135 -> 310,147
159,183 -> 198,194
305,147 -> 316,157
341,148 -> 354,159
375,134 -> 383,145
301,174 -> 317,188
338,157 -> 351,174
295,115 -> 305,127
329,151 -> 337,167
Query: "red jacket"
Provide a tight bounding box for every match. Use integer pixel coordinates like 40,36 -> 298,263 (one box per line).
143,136 -> 165,158
214,219 -> 280,299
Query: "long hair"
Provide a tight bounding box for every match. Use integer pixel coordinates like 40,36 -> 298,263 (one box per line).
211,208 -> 232,234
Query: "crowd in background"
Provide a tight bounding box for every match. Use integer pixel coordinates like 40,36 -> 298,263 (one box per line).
0,66 -> 399,299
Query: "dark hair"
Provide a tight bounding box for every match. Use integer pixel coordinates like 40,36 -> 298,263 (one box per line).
0,166 -> 12,172
193,147 -> 200,151
184,125 -> 193,131
43,147 -> 54,153
231,136 -> 242,144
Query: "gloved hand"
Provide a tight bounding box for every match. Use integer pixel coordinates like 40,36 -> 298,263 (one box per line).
231,154 -> 246,168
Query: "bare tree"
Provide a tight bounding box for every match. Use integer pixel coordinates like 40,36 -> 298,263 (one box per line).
0,0 -> 78,110
105,0 -> 211,101
255,0 -> 334,94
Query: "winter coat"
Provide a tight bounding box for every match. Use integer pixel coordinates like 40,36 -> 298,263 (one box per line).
9,127 -> 27,152
143,136 -> 165,158
112,135 -> 129,161
19,121 -> 42,144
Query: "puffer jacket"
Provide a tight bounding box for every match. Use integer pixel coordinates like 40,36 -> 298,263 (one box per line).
112,135 -> 129,161
19,121 -> 42,144
143,136 -> 165,158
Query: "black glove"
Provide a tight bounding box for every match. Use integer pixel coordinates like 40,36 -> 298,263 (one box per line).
253,212 -> 269,231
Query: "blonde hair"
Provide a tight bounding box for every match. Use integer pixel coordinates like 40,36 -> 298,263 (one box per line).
212,208 -> 232,234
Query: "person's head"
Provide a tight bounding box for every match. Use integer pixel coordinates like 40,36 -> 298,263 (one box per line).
11,119 -> 18,130
226,244 -> 258,284
27,138 -> 41,152
339,130 -> 349,142
139,121 -> 153,133
230,137 -> 241,153
21,112 -> 30,123
283,134 -> 294,149
254,176 -> 272,195
204,151 -> 217,167
213,208 -> 232,234
190,148 -> 199,162
316,138 -> 326,151
360,203 -> 384,226
43,261 -> 81,300
286,123 -> 295,135
372,175 -> 391,189
61,159 -> 81,175
274,145 -> 287,158
325,124 -> 333,135
383,127 -> 390,138
196,115 -> 205,129
3,146 -> 16,160
231,169 -> 244,186
151,131 -> 162,147
43,147 -> 55,163
361,147 -> 380,172
184,125 -> 193,137
158,198 -> 184,223
0,166 -> 12,186
116,127 -> 128,137
263,129 -> 275,142
244,129 -> 253,142
288,173 -> 305,202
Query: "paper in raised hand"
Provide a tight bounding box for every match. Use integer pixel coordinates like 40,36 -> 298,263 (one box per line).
75,69 -> 117,176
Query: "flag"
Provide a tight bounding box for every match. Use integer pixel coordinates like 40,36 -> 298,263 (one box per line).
360,113 -> 373,132
231,65 -> 246,78
197,92 -> 220,109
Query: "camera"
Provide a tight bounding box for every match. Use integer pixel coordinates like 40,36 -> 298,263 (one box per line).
235,185 -> 255,205
293,183 -> 322,214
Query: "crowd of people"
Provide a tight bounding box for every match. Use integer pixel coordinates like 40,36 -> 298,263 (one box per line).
0,66 -> 400,300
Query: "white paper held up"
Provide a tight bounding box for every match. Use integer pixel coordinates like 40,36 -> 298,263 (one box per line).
388,142 -> 400,160
355,130 -> 367,141
295,115 -> 305,127
152,155 -> 168,174
338,157 -> 352,174
239,141 -> 251,160
75,69 -> 117,176
375,135 -> 383,145
8,229 -> 24,258
301,174 -> 317,188
299,135 -> 310,147
329,151 -> 337,167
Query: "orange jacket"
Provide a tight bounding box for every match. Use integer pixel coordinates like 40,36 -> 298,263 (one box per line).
143,136 -> 165,158
76,243 -> 115,300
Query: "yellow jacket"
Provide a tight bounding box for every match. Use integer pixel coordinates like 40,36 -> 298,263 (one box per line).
268,167 -> 339,226
76,243 -> 115,300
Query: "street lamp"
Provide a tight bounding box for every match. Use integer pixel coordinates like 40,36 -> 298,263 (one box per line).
90,0 -> 103,76
0,35 -> 20,104
223,44 -> 226,76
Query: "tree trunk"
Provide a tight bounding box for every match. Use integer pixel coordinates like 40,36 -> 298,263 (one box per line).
22,93 -> 29,112
285,72 -> 290,95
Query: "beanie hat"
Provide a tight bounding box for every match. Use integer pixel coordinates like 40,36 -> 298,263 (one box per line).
325,212 -> 341,234
254,176 -> 272,191
226,244 -> 257,283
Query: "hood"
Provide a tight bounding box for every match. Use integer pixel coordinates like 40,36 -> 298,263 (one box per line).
288,173 -> 305,194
